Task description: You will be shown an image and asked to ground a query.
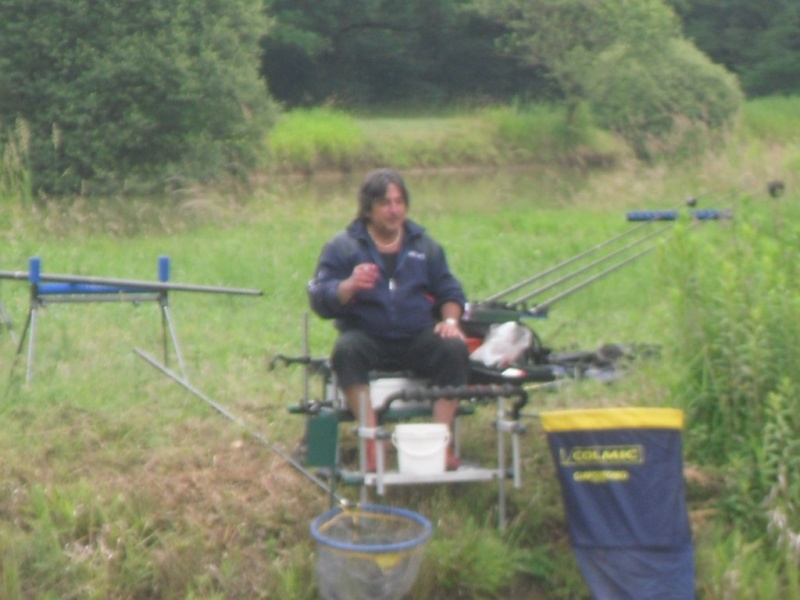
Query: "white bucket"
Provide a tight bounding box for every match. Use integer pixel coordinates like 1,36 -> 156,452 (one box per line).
369,378 -> 429,411
392,423 -> 451,475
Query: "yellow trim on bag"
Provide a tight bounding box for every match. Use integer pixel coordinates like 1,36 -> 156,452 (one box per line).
540,408 -> 684,432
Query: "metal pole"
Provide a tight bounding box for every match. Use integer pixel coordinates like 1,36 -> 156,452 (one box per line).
496,396 -> 506,530
484,220 -> 657,303
0,270 -> 262,296
508,224 -> 671,307
527,247 -> 656,316
134,348 -> 344,503
26,305 -> 37,385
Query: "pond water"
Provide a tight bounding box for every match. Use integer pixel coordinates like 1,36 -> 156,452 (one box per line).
264,166 -> 605,213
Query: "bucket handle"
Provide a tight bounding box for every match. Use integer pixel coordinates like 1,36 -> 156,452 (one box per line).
391,431 -> 451,457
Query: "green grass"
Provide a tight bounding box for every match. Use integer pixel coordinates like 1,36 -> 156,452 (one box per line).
0,169 -> 678,599
0,98 -> 799,598
742,96 -> 800,143
263,103 -> 631,175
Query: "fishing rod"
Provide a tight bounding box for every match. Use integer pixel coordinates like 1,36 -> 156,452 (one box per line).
482,216 -> 673,304
505,222 -> 673,309
516,208 -> 734,316
470,192 -> 730,318
134,348 -> 349,507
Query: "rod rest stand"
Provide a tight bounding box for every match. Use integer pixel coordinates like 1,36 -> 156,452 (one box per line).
377,383 -> 527,420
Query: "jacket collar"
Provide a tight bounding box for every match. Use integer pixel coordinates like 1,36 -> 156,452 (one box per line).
348,218 -> 425,243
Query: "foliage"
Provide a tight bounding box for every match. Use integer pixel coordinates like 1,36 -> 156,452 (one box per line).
475,0 -> 741,160
482,103 -> 624,165
0,0 -> 276,195
413,519 -> 520,599
661,188 -> 800,563
0,118 -> 32,204
476,0 -> 681,121
0,102 -> 798,597
261,0 -> 550,108
266,108 -> 364,173
263,104 -> 626,174
741,95 -> 800,144
668,0 -> 800,97
260,0 -> 800,112
664,201 -> 800,464
588,38 -> 743,160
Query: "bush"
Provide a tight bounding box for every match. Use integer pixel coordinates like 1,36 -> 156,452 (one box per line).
0,0 -> 275,195
588,39 -> 744,160
663,194 -> 800,545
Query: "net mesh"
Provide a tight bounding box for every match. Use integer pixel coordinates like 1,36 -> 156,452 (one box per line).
311,504 -> 432,600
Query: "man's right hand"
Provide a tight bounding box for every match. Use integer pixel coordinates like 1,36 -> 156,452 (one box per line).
338,262 -> 379,304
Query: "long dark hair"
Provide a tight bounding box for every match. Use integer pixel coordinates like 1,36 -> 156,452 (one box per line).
356,168 -> 410,221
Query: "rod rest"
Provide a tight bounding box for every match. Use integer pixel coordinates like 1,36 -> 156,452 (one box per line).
288,399 -> 479,423
377,383 -> 528,420
269,353 -> 331,378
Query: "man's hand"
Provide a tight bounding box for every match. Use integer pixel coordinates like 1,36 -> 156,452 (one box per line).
435,316 -> 465,340
338,262 -> 379,304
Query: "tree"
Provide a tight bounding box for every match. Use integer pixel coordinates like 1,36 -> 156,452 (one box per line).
476,0 -> 681,122
0,0 -> 276,194
476,0 -> 743,159
589,38 -> 743,159
261,0 -> 552,108
667,0 -> 800,97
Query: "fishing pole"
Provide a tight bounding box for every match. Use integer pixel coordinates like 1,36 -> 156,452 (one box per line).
134,348 -> 350,507
505,222 -> 672,308
483,218 -> 665,304
483,192 -> 710,306
474,190 -> 729,316
521,204 -> 737,316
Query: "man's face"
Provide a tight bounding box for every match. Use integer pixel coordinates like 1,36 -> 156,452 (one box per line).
366,182 -> 407,235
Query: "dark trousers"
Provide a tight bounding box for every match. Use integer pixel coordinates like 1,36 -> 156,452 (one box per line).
332,329 -> 469,389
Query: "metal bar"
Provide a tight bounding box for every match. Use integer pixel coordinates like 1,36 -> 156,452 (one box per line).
4,305 -> 33,395
37,294 -> 161,304
482,191 -> 720,310
508,224 -> 671,306
484,220 -> 656,303
497,396 -> 506,530
524,203 -> 727,315
0,270 -> 262,296
26,305 -> 37,384
161,303 -> 187,380
134,348 -> 342,502
302,313 -> 310,407
528,245 -> 657,316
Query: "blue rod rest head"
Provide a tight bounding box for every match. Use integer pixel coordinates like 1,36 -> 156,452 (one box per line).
158,256 -> 170,282
29,257 -> 41,283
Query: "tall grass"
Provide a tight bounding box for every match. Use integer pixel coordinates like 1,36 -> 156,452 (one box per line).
742,96 -> 800,143
660,179 -> 800,593
0,118 -> 33,205
266,107 -> 364,173
264,103 -> 629,175
0,166 -> 682,599
0,96 -> 798,597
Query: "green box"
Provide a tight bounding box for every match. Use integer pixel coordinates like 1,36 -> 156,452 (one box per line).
305,409 -> 339,468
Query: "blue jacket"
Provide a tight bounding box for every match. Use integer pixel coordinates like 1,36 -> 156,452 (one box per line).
308,219 -> 466,340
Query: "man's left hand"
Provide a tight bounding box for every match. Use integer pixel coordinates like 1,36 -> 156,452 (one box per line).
435,317 -> 465,340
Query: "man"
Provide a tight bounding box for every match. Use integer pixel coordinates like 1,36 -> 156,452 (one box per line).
308,168 -> 469,471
